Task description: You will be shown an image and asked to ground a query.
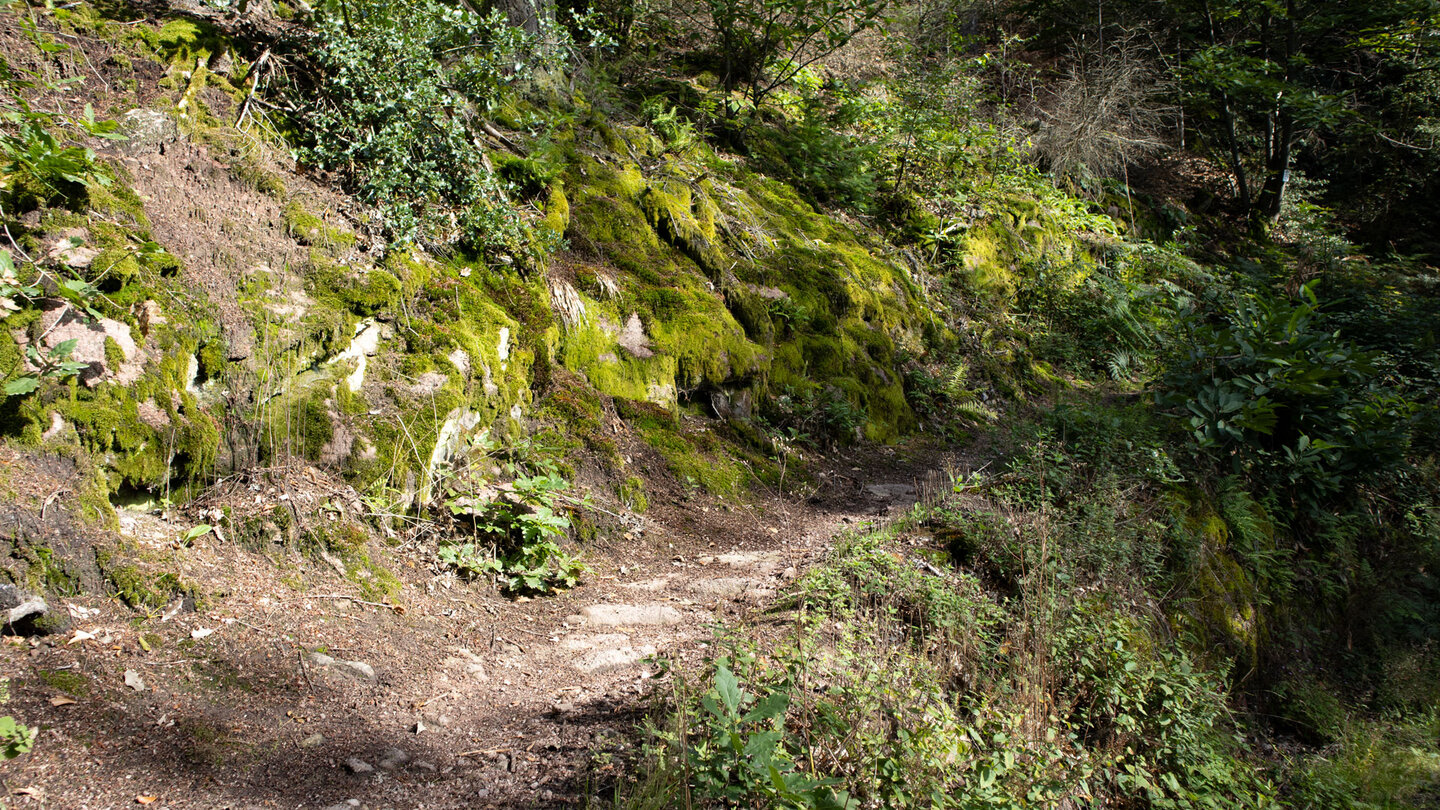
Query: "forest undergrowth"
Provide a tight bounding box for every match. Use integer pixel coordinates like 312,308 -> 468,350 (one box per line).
0,0 -> 1436,806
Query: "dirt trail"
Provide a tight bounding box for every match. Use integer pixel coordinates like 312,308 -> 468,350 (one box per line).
0,446 -> 969,809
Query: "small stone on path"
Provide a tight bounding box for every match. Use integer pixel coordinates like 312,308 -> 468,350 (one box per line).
338,660 -> 375,681
300,733 -> 325,749
716,552 -> 783,574
377,747 -> 410,770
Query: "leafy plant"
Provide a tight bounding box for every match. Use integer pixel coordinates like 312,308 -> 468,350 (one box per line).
4,339 -> 88,396
685,656 -> 856,809
0,46 -> 122,210
437,433 -> 586,594
1158,283 -> 1413,510
1,246 -> 111,397
0,714 -> 36,760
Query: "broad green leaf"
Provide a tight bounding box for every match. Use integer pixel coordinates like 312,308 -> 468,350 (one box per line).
713,663 -> 741,716
3,376 -> 38,396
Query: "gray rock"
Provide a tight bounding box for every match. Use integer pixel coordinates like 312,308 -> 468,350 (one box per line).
688,577 -> 760,600
117,109 -> 180,157
377,747 -> 410,770
577,604 -> 683,626
300,733 -> 325,749
344,757 -> 374,774
580,646 -> 656,672
864,483 -> 916,499
339,660 -> 376,681
307,652 -> 336,668
0,585 -> 63,635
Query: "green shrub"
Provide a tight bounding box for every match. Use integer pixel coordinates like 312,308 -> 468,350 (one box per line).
1158,283 -> 1413,513
292,0 -> 567,260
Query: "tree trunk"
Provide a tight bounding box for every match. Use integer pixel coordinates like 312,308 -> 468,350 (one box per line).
1221,96 -> 1251,209
491,0 -> 549,34
1256,113 -> 1294,220
1256,2 -> 1298,221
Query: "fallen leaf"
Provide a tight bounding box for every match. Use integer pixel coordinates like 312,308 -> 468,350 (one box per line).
67,629 -> 96,645
136,795 -> 158,804
190,628 -> 214,640
123,669 -> 146,691
49,695 -> 77,706
13,786 -> 44,798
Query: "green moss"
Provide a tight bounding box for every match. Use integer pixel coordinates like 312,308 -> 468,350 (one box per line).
303,524 -> 401,602
197,340 -> 225,382
305,256 -> 401,315
494,152 -> 558,196
622,401 -> 748,499
349,555 -> 402,602
28,546 -> 80,596
36,378 -> 220,496
231,162 -> 287,199
543,181 -> 570,237
1168,492 -> 1266,672
37,668 -> 91,697
618,475 -> 648,513
262,387 -> 334,462
103,336 -> 126,372
283,201 -> 357,252
560,316 -> 678,405
97,548 -> 194,611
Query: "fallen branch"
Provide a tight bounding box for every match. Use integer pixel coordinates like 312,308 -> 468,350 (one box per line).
308,594 -> 405,613
480,121 -> 526,156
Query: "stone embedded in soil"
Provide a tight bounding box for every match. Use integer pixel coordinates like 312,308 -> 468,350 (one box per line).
377,747 -> 410,770
620,577 -> 670,592
562,633 -> 658,672
344,758 -> 374,774
300,733 -> 325,749
338,660 -> 376,681
688,577 -> 762,600
574,604 -> 683,626
715,552 -> 783,574
307,652 -> 377,682
864,483 -> 917,499
0,585 -> 64,635
118,108 -> 180,156
578,645 -> 658,672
